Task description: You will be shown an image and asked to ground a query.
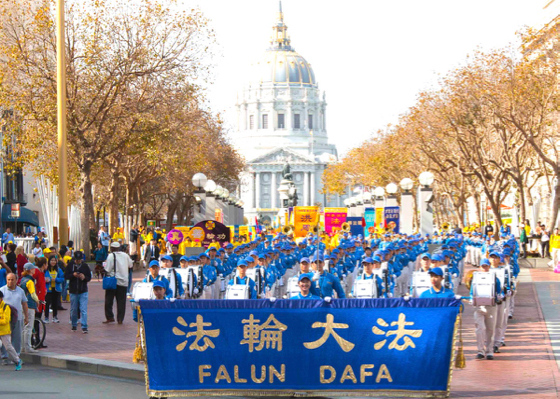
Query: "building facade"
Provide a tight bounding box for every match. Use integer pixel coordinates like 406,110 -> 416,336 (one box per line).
236,3 -> 346,225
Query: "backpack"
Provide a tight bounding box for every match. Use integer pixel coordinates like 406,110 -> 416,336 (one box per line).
3,303 -> 17,331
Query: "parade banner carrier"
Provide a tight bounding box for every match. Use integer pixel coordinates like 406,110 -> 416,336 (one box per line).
139,298 -> 461,397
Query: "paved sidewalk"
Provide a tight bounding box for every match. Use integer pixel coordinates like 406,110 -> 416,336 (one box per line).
9,266 -> 560,398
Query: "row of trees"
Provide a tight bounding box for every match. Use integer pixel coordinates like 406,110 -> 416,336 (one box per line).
0,0 -> 244,253
323,28 -> 560,233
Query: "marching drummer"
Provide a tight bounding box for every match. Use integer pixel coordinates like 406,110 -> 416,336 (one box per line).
291,275 -> 321,299
419,253 -> 431,272
132,280 -> 168,322
471,258 -> 501,360
142,260 -> 172,298
227,259 -> 257,299
160,255 -> 184,298
351,256 -> 384,297
419,267 -> 455,298
311,255 -> 346,299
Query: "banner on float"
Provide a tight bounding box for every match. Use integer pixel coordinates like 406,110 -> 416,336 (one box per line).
384,206 -> 400,234
347,216 -> 364,237
190,220 -> 231,248
324,207 -> 347,234
293,206 -> 319,237
364,207 -> 375,235
140,298 -> 460,397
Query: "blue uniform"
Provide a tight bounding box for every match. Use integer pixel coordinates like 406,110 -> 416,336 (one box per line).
314,271 -> 346,299
291,292 -> 321,299
420,287 -> 455,299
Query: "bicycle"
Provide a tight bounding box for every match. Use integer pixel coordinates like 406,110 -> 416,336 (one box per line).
31,317 -> 46,350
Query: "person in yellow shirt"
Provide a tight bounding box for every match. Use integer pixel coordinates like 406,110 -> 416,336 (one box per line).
112,227 -> 125,242
550,227 -> 560,266
208,238 -> 221,250
0,290 -> 22,370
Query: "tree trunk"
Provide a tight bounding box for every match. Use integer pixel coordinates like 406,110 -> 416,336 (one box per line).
489,200 -> 502,240
79,161 -> 95,257
549,173 -> 560,234
108,168 -> 119,236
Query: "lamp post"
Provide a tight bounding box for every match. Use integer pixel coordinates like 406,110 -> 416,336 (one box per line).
399,178 -> 414,234
418,171 -> 435,236
57,0 -> 68,247
191,173 -> 208,224
277,179 -> 290,226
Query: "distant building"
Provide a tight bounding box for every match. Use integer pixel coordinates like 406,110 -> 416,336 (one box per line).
235,3 -> 347,225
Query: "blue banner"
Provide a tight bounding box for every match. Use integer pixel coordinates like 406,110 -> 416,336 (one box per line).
384,206 -> 400,234
140,298 -> 460,397
346,216 -> 364,237
364,207 -> 375,235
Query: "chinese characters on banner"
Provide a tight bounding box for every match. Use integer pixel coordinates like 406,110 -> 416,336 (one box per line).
384,206 -> 400,234
293,206 -> 319,237
324,207 -> 347,234
140,299 -> 460,397
346,216 -> 364,237
191,220 -> 231,248
375,207 -> 385,233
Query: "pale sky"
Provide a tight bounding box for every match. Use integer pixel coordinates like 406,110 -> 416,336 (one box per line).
189,0 -> 554,156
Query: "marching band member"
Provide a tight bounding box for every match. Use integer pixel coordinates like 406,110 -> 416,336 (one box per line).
418,253 -> 431,272
291,274 -> 321,299
419,267 -> 455,299
160,255 -> 184,298
351,256 -> 384,298
132,280 -> 168,322
471,258 -> 502,360
227,259 -> 257,299
311,254 -> 346,299
142,261 -> 172,298
489,250 -> 510,352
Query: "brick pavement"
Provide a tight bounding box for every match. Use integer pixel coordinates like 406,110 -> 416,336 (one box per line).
36,267 -> 560,398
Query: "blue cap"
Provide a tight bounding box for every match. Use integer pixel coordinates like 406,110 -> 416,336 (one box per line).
180,256 -> 189,262
362,257 -> 374,264
152,280 -> 166,289
298,274 -> 312,282
428,267 -> 444,277
371,256 -> 382,263
208,246 -> 217,251
237,259 -> 248,267
149,260 -> 160,268
311,255 -> 324,263
249,250 -> 258,256
258,254 -> 266,260
420,252 -> 431,260
161,255 -> 173,261
480,258 -> 491,267
431,253 -> 444,262
244,256 -> 254,263
199,253 -> 209,259
300,257 -> 310,263
226,243 -> 233,249
489,251 -> 500,258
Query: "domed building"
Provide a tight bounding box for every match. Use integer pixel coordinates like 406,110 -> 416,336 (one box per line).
236,3 -> 345,225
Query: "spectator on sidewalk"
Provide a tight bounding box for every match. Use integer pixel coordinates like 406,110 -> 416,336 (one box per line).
104,242 -> 133,324
34,257 -> 48,346
15,246 -> 27,279
98,226 -> 110,254
65,251 -> 91,334
19,263 -> 39,353
541,227 -> 550,258
6,244 -> 16,278
519,223 -> 529,258
0,273 -> 28,363
2,228 -> 14,245
44,256 -> 64,324
0,290 -> 22,370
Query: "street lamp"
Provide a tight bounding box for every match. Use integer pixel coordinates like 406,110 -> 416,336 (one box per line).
213,185 -> 224,197
343,198 -> 351,207
222,188 -> 230,200
192,173 -> 208,191
419,171 -> 435,188
400,178 -> 414,192
374,187 -> 385,198
385,183 -> 398,195
204,179 -> 216,193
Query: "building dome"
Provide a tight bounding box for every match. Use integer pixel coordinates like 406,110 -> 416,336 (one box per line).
250,50 -> 316,87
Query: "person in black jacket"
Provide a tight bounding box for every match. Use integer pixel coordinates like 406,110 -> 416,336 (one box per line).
64,251 -> 92,333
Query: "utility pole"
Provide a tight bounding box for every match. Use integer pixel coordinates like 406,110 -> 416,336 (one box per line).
57,0 -> 68,247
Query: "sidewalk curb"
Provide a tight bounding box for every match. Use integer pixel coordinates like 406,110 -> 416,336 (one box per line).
20,351 -> 145,382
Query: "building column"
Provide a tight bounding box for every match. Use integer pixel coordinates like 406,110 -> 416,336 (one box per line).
243,104 -> 248,131
310,172 -> 316,205
303,171 -> 309,206
255,172 -> 261,209
271,171 -> 277,209
249,171 -> 255,209
286,101 -> 292,132
336,193 -> 341,207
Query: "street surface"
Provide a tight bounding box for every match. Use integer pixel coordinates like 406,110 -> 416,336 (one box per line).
1,265 -> 560,398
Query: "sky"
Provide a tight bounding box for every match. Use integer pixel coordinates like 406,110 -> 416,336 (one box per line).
189,0 -> 555,157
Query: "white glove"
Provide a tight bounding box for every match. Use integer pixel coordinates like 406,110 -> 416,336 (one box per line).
169,297 -> 176,303
507,291 -> 512,297
403,295 -> 411,301
193,288 -> 199,295
324,296 -> 332,303
391,274 -> 397,279
259,293 -> 266,299
387,293 -> 393,298
455,295 -> 462,300
312,272 -> 320,281
269,297 -> 277,303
